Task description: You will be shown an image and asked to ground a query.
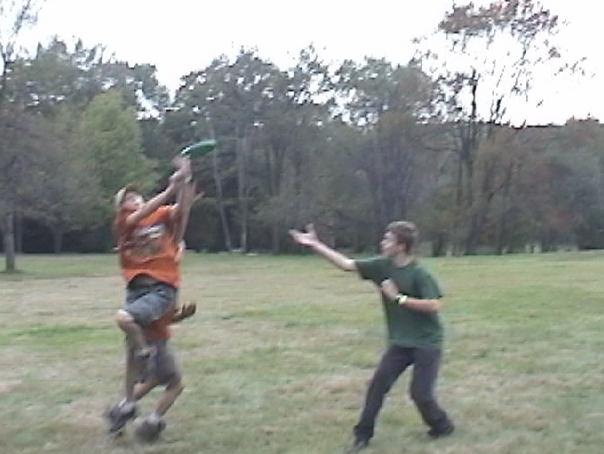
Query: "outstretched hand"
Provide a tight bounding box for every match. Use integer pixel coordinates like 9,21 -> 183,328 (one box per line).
171,301 -> 196,323
289,223 -> 319,247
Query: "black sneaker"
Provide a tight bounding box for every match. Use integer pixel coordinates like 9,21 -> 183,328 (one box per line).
344,436 -> 369,453
428,421 -> 455,438
135,417 -> 166,443
105,402 -> 137,434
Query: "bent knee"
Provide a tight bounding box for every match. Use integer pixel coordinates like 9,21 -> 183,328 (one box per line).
115,309 -> 134,326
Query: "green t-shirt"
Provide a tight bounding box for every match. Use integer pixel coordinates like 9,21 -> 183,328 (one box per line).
355,257 -> 444,348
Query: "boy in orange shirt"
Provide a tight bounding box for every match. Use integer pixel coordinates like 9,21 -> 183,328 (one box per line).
106,158 -> 193,438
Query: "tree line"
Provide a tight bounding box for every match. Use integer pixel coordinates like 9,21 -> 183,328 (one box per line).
2,0 -> 603,272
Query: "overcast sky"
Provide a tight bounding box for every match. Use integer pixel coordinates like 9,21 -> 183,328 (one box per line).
18,0 -> 604,124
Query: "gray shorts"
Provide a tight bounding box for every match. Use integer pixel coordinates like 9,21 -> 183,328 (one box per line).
124,281 -> 177,327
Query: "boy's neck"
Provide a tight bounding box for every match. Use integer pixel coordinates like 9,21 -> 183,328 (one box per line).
392,252 -> 414,267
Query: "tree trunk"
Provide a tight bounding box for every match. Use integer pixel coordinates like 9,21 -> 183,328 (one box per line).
271,222 -> 280,254
431,233 -> 446,257
15,212 -> 23,253
464,174 -> 490,255
495,162 -> 515,254
212,146 -> 233,252
236,132 -> 249,252
495,203 -> 509,255
3,212 -> 16,272
265,143 -> 286,254
464,214 -> 480,255
51,225 -> 63,254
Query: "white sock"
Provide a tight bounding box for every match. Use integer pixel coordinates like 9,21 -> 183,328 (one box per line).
120,400 -> 135,413
148,411 -> 162,423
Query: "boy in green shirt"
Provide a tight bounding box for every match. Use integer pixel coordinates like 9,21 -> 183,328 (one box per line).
289,221 -> 454,452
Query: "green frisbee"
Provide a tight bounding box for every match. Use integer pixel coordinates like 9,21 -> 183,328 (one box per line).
180,139 -> 217,158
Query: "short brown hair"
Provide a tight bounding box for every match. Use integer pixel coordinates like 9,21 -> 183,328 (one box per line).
114,184 -> 138,210
385,221 -> 418,253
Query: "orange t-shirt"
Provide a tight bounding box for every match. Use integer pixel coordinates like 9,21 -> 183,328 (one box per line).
115,205 -> 180,288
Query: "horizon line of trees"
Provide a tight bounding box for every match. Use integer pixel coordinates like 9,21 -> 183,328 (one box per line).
2,0 -> 604,272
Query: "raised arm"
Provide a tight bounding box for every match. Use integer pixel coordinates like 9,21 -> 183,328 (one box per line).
289,224 -> 357,272
170,156 -> 194,225
123,158 -> 189,228
124,182 -> 176,227
174,180 -> 204,262
174,181 -> 196,242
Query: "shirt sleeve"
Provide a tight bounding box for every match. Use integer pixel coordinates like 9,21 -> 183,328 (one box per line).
156,205 -> 174,219
355,257 -> 388,284
149,205 -> 171,226
415,268 -> 443,299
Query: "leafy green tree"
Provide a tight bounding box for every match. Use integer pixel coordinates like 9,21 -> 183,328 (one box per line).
10,38 -> 100,113
174,52 -> 258,251
94,59 -> 171,117
0,108 -> 45,265
413,0 -> 582,254
76,90 -> 157,216
0,0 -> 43,271
253,49 -> 332,252
334,58 -> 437,245
172,48 -> 332,253
304,120 -> 374,252
539,120 -> 604,250
26,105 -> 102,252
11,37 -> 170,118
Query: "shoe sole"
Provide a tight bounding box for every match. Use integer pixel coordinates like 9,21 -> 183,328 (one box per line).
135,421 -> 165,443
105,406 -> 137,435
428,425 -> 454,438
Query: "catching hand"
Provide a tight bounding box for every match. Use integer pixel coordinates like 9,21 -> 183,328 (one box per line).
289,223 -> 319,247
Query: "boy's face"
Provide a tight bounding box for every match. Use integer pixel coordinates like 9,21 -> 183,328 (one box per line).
380,231 -> 406,257
121,191 -> 144,211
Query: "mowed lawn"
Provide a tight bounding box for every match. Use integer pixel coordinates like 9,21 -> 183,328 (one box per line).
1,251 -> 603,454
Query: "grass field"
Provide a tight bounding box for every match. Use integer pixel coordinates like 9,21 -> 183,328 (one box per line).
1,251 -> 603,453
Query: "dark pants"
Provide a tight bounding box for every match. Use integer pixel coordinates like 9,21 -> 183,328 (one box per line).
353,344 -> 451,440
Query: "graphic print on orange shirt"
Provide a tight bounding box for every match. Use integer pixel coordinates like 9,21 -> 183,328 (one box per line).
124,222 -> 168,259
117,206 -> 180,288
